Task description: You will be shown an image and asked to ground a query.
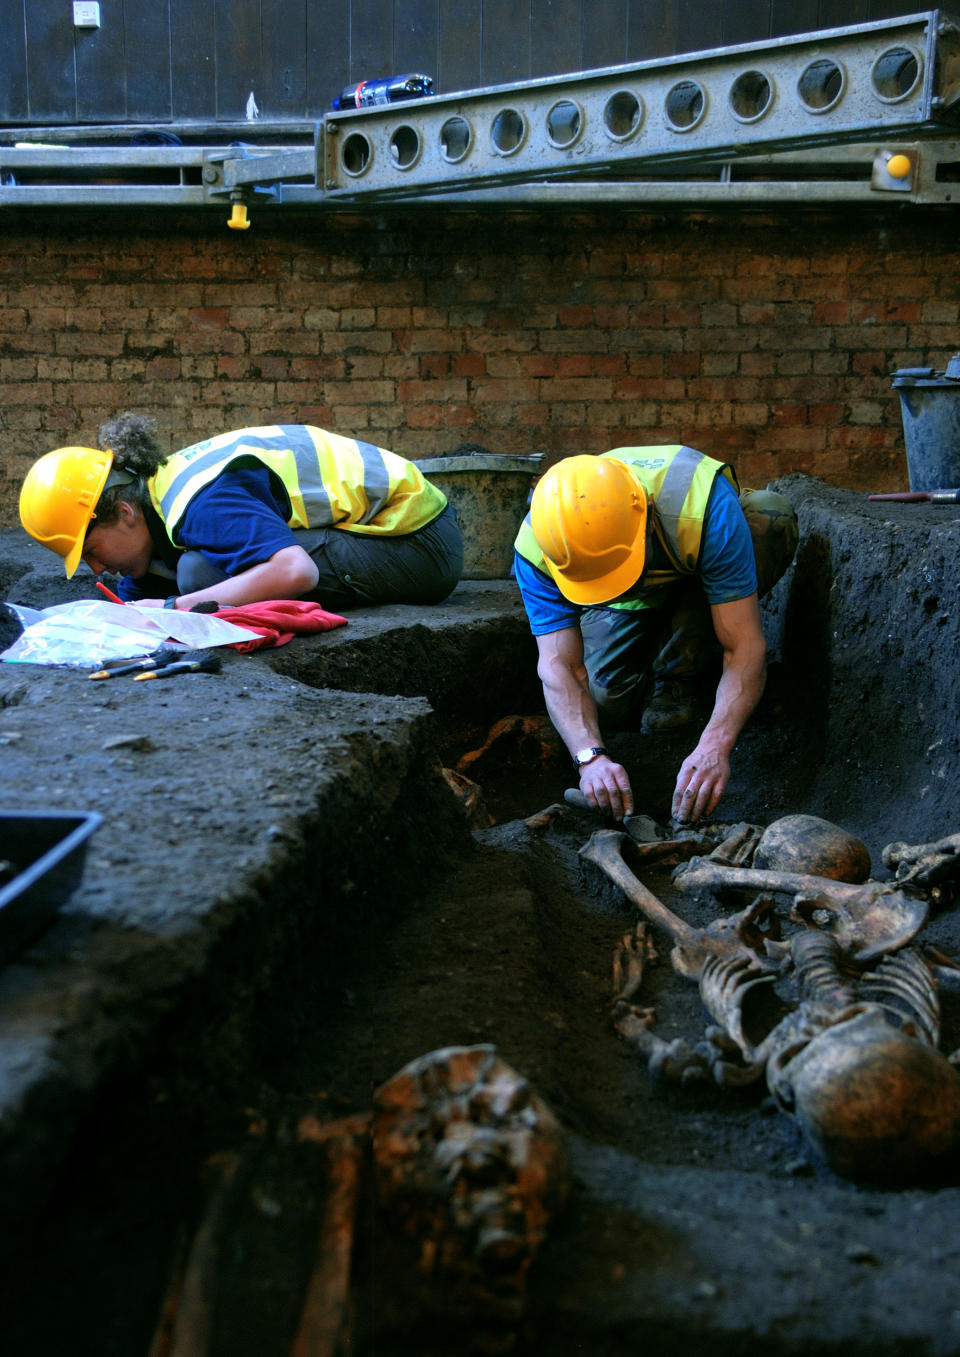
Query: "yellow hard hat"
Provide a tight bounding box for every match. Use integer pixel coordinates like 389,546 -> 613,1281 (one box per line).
19,446 -> 114,578
530,455 -> 647,605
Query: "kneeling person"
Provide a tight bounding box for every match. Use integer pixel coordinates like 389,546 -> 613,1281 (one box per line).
513,446 -> 798,824
19,414 -> 463,613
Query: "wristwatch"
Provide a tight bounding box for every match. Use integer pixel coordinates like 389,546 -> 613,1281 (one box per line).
573,746 -> 607,770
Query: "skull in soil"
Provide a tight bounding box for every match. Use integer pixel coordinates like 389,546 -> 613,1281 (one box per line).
372,1044 -> 568,1305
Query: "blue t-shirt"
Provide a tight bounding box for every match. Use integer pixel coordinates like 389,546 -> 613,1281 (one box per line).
174,465 -> 296,574
116,466 -> 295,600
515,474 -> 757,635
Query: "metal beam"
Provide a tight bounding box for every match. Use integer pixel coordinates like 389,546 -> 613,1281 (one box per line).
317,10 -> 960,199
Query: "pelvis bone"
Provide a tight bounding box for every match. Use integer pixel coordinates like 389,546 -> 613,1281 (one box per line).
674,859 -> 928,964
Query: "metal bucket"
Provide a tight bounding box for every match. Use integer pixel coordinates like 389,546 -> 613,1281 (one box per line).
892,353 -> 960,492
418,451 -> 542,579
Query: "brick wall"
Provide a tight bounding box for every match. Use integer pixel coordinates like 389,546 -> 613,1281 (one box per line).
1,204 -> 958,528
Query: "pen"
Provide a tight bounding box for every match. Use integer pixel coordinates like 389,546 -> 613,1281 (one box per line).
95,581 -> 125,605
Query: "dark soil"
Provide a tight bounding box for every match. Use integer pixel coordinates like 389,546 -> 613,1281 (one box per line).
2,475 -> 960,1356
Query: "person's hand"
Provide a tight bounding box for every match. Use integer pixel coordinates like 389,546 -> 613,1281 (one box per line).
579,754 -> 634,822
130,597 -> 166,609
671,741 -> 730,823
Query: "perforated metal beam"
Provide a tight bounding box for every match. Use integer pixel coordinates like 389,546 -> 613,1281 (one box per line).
317,10 -> 960,200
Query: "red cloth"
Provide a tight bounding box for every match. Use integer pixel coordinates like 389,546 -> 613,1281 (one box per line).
210,599 -> 348,652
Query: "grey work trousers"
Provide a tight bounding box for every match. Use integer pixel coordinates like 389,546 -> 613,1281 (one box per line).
176,503 -> 464,612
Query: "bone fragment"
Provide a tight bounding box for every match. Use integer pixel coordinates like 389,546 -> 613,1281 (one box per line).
289,1117 -> 369,1357
148,1149 -> 256,1357
883,832 -> 960,888
611,926 -> 711,1084
708,822 -> 765,866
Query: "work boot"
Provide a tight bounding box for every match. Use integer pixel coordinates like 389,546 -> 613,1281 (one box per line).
640,680 -> 699,734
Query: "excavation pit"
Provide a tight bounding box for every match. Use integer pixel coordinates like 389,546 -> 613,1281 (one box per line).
1,474 -> 960,1355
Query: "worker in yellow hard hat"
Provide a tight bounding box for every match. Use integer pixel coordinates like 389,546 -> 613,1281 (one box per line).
19,412 -> 463,613
513,447 -> 798,824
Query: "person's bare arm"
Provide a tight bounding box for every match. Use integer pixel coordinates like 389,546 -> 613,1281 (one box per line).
671,592 -> 766,822
137,544 -> 320,610
536,627 -> 634,820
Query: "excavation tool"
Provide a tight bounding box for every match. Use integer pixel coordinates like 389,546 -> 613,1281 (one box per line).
95,581 -> 125,605
88,645 -> 185,680
133,651 -> 221,681
868,489 -> 960,503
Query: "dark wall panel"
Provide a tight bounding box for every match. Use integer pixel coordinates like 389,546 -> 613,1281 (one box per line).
306,1 -> 351,115
482,0 -> 530,84
438,0 -> 482,94
262,0 -> 308,119
76,0 -> 127,121
626,0 -> 675,60
215,0 -> 262,120
394,0 -> 440,84
350,0 -> 395,83
676,0 -> 724,54
124,0 -> 173,121
1,6 -> 30,122
581,0 -> 629,70
722,0 -> 770,47
23,2 -> 77,122
770,0 -> 821,38
531,0 -> 582,79
170,0 -> 215,120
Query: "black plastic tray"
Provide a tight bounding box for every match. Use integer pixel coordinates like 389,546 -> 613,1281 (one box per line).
0,811 -> 103,964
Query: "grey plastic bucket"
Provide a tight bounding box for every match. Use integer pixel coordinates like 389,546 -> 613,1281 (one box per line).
418,451 -> 542,579
891,353 -> 960,492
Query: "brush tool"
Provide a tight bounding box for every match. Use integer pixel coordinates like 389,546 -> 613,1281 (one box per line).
88,645 -> 186,680
133,650 -> 222,681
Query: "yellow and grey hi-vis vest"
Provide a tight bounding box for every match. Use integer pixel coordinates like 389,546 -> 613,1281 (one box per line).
514,446 -> 739,609
148,425 -> 447,546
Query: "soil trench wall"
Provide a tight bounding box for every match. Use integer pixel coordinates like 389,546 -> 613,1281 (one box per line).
1,204 -> 959,523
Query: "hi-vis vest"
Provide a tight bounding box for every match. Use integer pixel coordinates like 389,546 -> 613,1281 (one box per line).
148,425 -> 447,544
514,446 -> 739,608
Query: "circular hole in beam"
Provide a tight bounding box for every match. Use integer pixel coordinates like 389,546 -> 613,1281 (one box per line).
441,116 -> 472,163
546,99 -> 582,148
389,124 -> 420,169
603,90 -> 643,141
729,69 -> 773,123
491,107 -> 526,155
341,132 -> 372,176
665,80 -> 706,131
797,58 -> 845,112
872,46 -> 921,103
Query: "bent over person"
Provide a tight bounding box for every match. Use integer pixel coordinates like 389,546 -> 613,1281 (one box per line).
19,414 -> 463,612
513,447 -> 798,824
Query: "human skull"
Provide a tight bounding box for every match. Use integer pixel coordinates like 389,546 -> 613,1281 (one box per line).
754,814 -> 871,883
766,1005 -> 960,1179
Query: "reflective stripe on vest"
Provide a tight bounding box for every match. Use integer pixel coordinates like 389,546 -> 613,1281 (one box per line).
514,446 -> 738,607
148,425 -> 446,541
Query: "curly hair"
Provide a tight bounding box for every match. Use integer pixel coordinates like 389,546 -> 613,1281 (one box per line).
95,412 -> 168,523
